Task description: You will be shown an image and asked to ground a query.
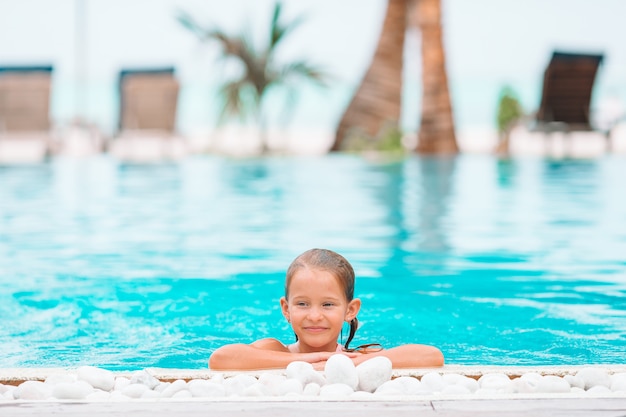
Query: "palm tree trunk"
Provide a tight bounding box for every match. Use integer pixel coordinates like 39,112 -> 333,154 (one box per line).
331,0 -> 407,151
415,0 -> 458,153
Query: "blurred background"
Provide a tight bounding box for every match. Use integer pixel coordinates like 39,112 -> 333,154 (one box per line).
1,0 -> 625,153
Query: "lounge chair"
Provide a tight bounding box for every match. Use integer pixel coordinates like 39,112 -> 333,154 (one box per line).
109,67 -> 187,161
508,51 -> 608,157
0,65 -> 53,163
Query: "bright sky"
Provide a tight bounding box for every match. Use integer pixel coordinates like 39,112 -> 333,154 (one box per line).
1,0 -> 625,134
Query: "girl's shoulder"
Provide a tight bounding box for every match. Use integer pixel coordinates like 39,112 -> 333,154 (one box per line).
250,338 -> 290,352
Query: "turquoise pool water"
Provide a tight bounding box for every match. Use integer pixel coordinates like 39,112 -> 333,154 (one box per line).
1,154 -> 625,370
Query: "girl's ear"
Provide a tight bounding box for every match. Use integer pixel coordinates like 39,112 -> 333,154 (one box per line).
345,298 -> 361,322
280,296 -> 290,322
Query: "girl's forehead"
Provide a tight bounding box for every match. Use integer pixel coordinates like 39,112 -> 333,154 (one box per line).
289,268 -> 342,290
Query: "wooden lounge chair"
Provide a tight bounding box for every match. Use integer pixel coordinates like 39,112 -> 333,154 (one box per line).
110,67 -> 187,161
0,66 -> 53,162
534,51 -> 604,132
508,51 -> 608,157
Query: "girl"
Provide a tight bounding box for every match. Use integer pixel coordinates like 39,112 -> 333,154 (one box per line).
209,248 -> 444,370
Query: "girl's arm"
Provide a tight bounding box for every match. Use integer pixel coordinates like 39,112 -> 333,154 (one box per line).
208,338 -> 350,370
351,344 -> 444,368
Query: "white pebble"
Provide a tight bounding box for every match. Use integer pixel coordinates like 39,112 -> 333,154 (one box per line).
242,383 -> 268,397
275,378 -> 303,396
52,381 -> 93,400
610,373 -> 626,392
121,383 -> 148,398
563,374 -> 585,390
420,372 -> 445,392
575,367 -> 611,390
172,389 -> 192,399
160,379 -> 187,398
45,374 -> 76,386
224,374 -> 258,396
375,376 -> 426,396
324,354 -> 358,390
87,390 -> 111,401
351,390 -> 376,399
154,382 -> 170,393
303,382 -> 321,396
109,391 -> 131,401
442,374 -> 479,392
356,356 -> 392,393
141,390 -> 161,399
77,366 -> 115,392
187,379 -> 226,398
586,385 -> 612,395
129,370 -> 160,389
114,377 -> 131,391
441,384 -> 472,395
14,381 -> 51,400
478,373 -> 512,391
536,375 -> 571,393
319,383 -> 354,398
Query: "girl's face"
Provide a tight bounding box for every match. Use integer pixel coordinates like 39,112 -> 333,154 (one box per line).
280,267 -> 360,353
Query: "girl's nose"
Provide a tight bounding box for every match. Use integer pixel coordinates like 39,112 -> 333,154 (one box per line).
307,307 -> 323,320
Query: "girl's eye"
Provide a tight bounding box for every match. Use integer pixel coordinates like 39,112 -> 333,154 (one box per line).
296,302 -> 308,307
323,303 -> 334,307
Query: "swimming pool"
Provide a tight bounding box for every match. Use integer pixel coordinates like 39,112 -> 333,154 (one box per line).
1,154 -> 625,370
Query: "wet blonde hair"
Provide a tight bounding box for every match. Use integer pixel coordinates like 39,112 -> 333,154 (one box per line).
285,248 -> 358,349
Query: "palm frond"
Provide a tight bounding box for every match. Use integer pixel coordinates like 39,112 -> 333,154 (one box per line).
277,61 -> 330,87
269,2 -> 305,50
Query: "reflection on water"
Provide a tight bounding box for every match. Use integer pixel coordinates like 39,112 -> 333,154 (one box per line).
0,154 -> 625,369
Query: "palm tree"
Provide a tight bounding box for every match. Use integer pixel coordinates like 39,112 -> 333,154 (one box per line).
331,0 -> 407,151
414,0 -> 458,153
177,3 -> 327,153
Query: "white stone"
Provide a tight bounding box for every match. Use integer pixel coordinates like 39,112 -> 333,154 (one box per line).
564,374 -> 585,390
441,384 -> 472,395
114,377 -> 131,391
242,383 -> 269,397
45,374 -> 76,385
87,390 -> 111,401
154,382 -> 170,393
510,377 -> 537,393
14,381 -> 51,400
375,376 -> 427,396
286,361 -> 314,378
141,389 -> 161,399
77,366 -> 115,392
172,389 -> 192,399
0,384 -> 9,395
160,379 -> 187,398
478,373 -> 512,391
442,374 -> 479,392
319,383 -> 354,398
536,375 -> 571,393
187,379 -> 226,398
109,391 -> 131,401
121,383 -> 148,398
420,372 -> 445,392
275,378 -> 303,396
351,390 -> 376,399
51,381 -> 93,400
586,385 -> 612,395
129,370 -> 160,389
303,382 -> 321,396
576,367 -> 611,390
257,373 -> 287,395
224,374 -> 258,396
324,354 -> 358,390
610,373 -> 626,391
356,356 -> 392,393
